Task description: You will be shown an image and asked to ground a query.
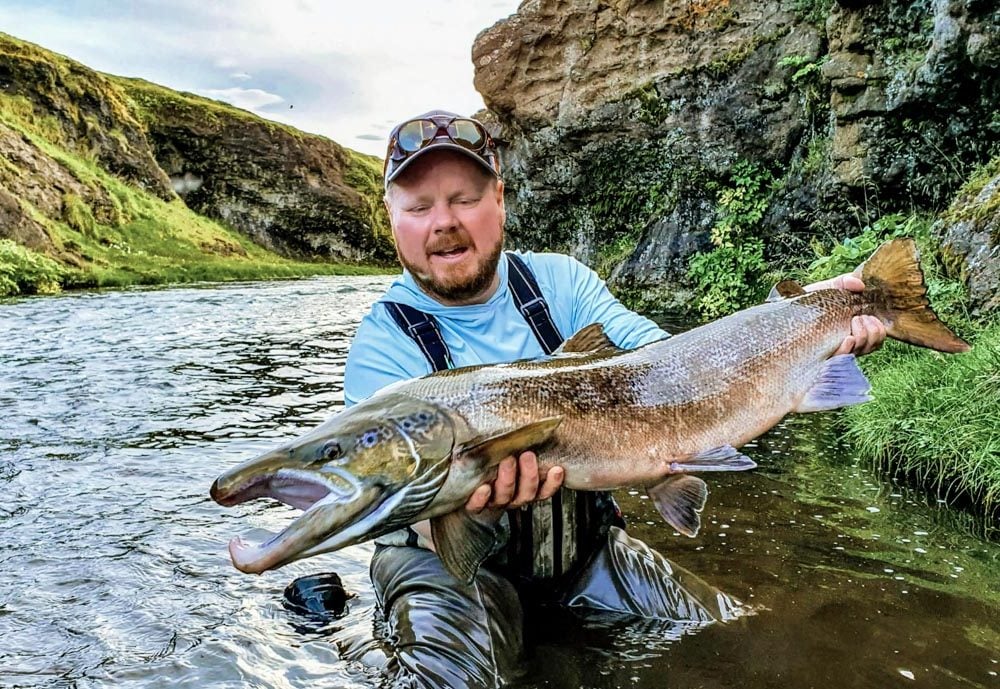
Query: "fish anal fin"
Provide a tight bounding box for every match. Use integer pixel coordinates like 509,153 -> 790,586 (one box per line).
671,445 -> 756,472
647,475 -> 708,537
431,511 -> 497,584
795,354 -> 872,413
766,280 -> 807,302
553,323 -> 621,355
456,417 -> 562,468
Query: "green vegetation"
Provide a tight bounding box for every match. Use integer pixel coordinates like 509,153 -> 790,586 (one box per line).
0,32 -> 389,298
791,0 -> 834,26
943,155 -> 1000,230
0,240 -> 64,296
687,161 -> 776,319
0,103 -> 383,298
803,218 -> 998,520
778,54 -> 828,124
845,320 -> 1000,518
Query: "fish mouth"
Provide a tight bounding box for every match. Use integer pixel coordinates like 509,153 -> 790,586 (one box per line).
210,469 -> 334,510
211,465 -> 385,574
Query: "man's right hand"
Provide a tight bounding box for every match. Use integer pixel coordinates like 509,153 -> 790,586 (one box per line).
464,451 -> 564,523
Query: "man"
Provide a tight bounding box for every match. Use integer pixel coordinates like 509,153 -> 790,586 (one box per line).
341,110 -> 886,688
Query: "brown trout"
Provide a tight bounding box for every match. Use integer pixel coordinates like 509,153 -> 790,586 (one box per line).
210,238 -> 969,582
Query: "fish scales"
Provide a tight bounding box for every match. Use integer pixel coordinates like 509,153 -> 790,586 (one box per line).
393,289 -> 865,489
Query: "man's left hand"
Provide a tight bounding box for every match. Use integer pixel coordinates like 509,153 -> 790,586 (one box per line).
804,274 -> 887,356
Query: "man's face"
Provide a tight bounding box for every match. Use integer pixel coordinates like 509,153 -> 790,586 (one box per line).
386,150 -> 505,305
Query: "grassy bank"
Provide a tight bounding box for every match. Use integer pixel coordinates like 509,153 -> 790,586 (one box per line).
0,142 -> 389,296
0,31 -> 391,298
0,101 -> 387,298
799,216 -> 999,522
844,321 -> 1000,520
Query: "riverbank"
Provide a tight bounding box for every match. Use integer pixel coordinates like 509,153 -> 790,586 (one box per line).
796,218 -> 999,526
0,32 -> 393,299
0,118 -> 388,297
845,319 -> 1000,525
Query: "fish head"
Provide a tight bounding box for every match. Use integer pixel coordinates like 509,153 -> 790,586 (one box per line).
210,392 -> 457,574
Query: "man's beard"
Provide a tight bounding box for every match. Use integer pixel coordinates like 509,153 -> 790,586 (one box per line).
401,239 -> 503,304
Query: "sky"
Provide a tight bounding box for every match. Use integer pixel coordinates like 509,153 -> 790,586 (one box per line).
0,0 -> 521,156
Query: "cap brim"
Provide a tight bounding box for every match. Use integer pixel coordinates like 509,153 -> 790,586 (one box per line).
384,142 -> 499,190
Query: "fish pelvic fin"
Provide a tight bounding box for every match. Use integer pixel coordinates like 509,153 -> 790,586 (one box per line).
859,238 -> 970,353
456,417 -> 562,468
796,354 -> 872,412
431,510 -> 499,584
647,475 -> 708,538
671,445 -> 756,472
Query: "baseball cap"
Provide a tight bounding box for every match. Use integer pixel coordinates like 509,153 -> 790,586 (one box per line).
382,110 -> 501,190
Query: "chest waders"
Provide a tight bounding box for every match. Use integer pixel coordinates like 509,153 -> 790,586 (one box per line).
384,252 -> 623,586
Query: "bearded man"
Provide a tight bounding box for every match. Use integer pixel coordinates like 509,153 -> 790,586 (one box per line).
336,110 -> 885,688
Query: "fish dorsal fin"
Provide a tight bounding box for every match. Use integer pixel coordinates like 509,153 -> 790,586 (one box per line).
431,510 -> 498,584
766,280 -> 807,302
553,323 -> 621,355
456,417 -> 562,467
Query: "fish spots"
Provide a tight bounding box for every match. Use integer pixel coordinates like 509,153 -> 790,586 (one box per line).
396,409 -> 439,439
357,426 -> 391,450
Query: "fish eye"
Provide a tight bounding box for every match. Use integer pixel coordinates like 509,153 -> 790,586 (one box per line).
321,440 -> 342,460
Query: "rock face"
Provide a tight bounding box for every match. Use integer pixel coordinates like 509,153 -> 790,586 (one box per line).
120,79 -> 392,262
0,33 -> 391,266
472,0 -> 1000,310
935,164 -> 1000,314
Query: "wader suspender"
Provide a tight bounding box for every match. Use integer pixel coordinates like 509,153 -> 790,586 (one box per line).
383,253 -> 617,582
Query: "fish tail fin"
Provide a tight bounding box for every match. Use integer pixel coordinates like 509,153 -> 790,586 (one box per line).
858,238 -> 970,353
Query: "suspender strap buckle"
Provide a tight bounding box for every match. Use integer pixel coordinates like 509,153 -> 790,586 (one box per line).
407,318 -> 441,340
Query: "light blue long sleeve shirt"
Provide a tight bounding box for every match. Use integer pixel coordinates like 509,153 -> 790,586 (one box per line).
344,250 -> 668,406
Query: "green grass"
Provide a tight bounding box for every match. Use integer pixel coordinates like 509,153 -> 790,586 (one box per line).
0,106 -> 387,297
845,319 -> 1000,519
0,31 -> 392,298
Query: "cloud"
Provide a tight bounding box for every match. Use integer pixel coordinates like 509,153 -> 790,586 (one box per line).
198,87 -> 285,110
0,0 -> 522,156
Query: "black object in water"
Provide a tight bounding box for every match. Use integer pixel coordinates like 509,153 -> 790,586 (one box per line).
283,572 -> 351,620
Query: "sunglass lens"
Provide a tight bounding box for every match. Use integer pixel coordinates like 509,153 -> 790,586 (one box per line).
397,120 -> 438,152
447,119 -> 486,149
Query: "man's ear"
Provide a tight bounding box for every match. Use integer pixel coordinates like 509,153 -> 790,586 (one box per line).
496,180 -> 505,223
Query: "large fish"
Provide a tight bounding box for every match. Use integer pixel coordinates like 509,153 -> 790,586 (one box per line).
210,238 -> 969,582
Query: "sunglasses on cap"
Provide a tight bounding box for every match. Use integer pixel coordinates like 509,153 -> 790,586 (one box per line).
383,115 -> 500,185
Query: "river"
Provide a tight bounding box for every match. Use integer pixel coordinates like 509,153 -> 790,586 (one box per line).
1,276 -> 997,688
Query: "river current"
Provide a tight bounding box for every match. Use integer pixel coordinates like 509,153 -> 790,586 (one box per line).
1,276 -> 997,688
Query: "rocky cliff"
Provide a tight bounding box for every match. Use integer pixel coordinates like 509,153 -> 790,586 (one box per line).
473,0 -> 1000,312
120,78 -> 391,262
0,32 -> 392,285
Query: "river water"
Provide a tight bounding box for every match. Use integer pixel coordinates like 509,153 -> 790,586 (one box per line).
1,276 -> 997,689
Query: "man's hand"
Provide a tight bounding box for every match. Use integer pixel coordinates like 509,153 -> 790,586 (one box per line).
464,451 -> 564,522
805,273 -> 887,356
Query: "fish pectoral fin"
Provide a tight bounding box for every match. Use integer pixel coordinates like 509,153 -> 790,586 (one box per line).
765,280 -> 807,302
553,323 -> 622,355
456,417 -> 563,468
795,354 -> 872,413
431,511 -> 498,584
671,445 -> 756,472
647,475 -> 708,537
